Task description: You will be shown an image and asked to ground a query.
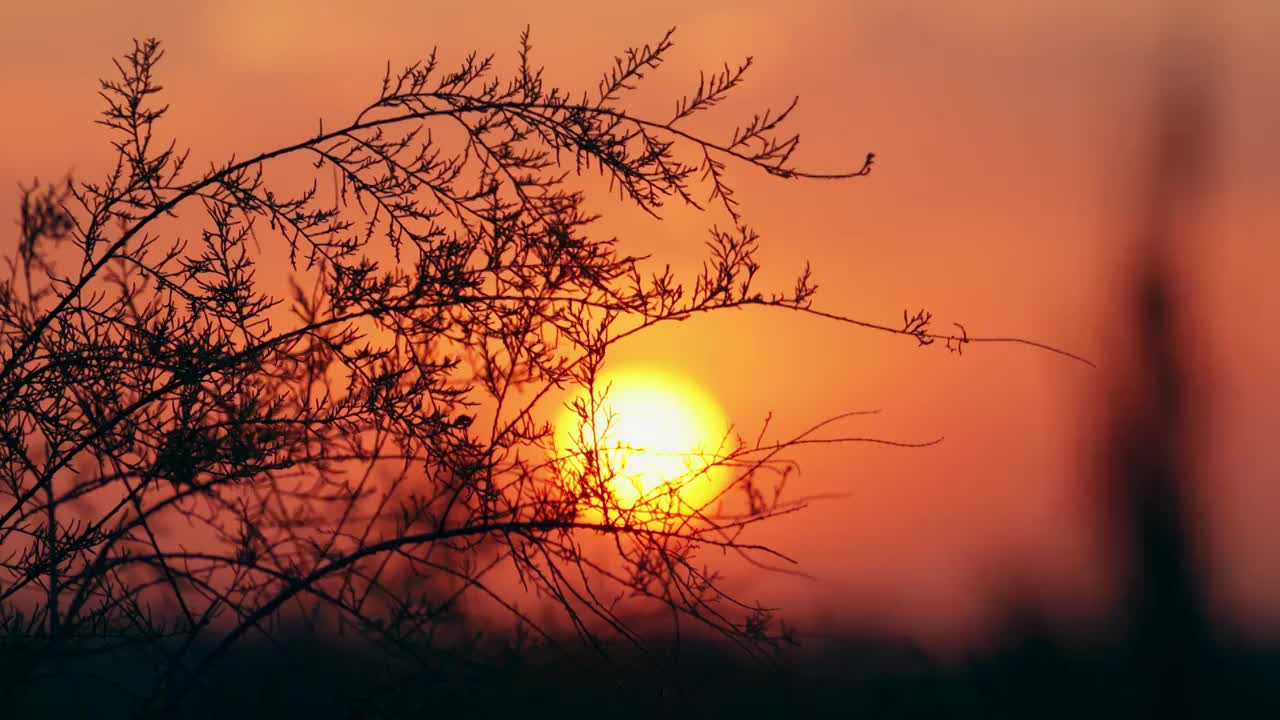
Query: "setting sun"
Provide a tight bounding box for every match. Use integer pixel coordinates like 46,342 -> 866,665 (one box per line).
553,368 -> 733,519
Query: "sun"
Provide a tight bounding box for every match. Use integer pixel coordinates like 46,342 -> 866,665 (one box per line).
553,368 -> 732,521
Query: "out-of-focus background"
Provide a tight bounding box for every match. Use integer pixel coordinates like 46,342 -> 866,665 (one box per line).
2,0 -> 1276,651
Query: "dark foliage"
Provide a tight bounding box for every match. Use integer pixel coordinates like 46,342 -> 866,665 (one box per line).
0,30 -> 1099,717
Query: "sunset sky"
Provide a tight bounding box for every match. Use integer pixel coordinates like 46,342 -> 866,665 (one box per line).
2,0 -> 1276,648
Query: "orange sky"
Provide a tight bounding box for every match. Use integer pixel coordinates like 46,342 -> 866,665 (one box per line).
2,0 -> 1277,647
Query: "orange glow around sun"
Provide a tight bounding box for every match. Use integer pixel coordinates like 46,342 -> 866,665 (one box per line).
553,368 -> 733,522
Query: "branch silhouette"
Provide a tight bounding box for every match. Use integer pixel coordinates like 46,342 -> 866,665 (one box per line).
0,30 -> 1085,716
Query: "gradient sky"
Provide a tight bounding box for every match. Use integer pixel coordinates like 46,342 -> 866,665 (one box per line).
2,0 -> 1276,647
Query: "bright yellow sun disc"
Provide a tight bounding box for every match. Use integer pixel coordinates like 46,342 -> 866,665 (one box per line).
553,368 -> 731,520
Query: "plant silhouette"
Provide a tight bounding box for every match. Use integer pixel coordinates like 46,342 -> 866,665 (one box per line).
0,30 -> 1087,717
